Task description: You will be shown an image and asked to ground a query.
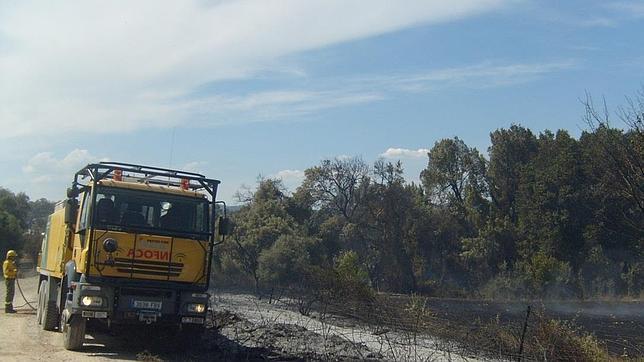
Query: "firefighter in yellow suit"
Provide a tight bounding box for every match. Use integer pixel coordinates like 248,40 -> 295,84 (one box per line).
3,250 -> 18,313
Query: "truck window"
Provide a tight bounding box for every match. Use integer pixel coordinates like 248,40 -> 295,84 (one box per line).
78,191 -> 90,231
92,187 -> 209,236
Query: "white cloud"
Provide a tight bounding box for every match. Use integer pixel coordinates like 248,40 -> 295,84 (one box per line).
272,169 -> 305,191
23,149 -> 108,182
381,148 -> 430,159
181,161 -> 207,174
273,169 -> 305,181
0,0 -> 509,139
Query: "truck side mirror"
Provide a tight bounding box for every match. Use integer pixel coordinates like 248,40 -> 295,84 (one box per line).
64,198 -> 78,225
217,217 -> 233,236
66,187 -> 80,198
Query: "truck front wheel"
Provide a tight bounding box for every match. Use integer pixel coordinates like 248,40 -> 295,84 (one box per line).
62,315 -> 86,351
176,325 -> 205,350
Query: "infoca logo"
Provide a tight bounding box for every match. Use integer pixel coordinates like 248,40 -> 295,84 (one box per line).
126,248 -> 170,261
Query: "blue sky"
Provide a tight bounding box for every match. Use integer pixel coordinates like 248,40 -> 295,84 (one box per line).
1,0 -> 643,203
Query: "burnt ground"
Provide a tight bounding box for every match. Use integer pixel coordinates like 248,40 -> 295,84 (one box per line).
2,276 -> 641,361
134,292 -> 643,361
383,295 -> 644,358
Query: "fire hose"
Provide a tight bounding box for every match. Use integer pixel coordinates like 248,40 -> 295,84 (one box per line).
15,278 -> 37,311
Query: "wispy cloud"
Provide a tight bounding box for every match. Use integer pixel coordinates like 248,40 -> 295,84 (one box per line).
181,60 -> 574,123
0,0 -> 511,140
547,1 -> 644,28
381,148 -> 431,159
605,1 -> 644,18
355,60 -> 576,92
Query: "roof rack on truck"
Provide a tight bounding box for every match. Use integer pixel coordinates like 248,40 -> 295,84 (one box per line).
71,161 -> 221,198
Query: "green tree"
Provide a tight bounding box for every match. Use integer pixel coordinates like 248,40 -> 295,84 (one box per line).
258,234 -> 321,290
487,125 -> 538,222
0,209 -> 23,257
516,130 -> 588,270
227,179 -> 299,291
421,137 -> 487,224
0,187 -> 31,259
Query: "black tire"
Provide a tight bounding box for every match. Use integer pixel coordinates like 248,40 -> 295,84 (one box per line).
41,279 -> 59,331
176,325 -> 204,351
63,315 -> 86,351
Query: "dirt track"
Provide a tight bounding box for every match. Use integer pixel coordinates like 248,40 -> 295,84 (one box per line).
0,275 -> 143,361
0,276 -> 228,362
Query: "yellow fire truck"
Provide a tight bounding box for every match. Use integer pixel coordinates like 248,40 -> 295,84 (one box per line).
37,162 -> 230,350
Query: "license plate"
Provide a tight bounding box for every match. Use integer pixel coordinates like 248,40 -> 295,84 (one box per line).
81,311 -> 108,318
132,300 -> 162,310
181,316 -> 204,324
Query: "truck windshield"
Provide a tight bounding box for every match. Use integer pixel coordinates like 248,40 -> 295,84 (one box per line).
92,187 -> 209,236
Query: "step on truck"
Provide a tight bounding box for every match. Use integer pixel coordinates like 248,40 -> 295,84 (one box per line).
36,162 -> 230,350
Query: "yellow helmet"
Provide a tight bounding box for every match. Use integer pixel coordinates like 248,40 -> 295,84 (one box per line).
6,250 -> 17,258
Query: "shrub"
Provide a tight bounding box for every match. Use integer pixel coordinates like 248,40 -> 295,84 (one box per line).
526,315 -> 608,361
258,234 -> 319,290
334,250 -> 369,285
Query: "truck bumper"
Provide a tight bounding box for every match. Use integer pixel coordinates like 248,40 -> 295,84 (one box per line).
68,282 -> 208,326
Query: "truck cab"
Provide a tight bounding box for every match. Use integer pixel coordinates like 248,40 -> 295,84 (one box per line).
37,162 -> 229,350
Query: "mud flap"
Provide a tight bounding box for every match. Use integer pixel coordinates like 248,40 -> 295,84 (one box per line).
60,308 -> 71,328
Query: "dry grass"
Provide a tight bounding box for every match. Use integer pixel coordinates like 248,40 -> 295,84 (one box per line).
312,293 -> 623,361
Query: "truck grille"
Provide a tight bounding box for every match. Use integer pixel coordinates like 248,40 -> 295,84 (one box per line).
113,257 -> 184,277
120,287 -> 173,298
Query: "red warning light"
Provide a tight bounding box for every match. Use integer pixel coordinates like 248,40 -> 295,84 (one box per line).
113,169 -> 123,181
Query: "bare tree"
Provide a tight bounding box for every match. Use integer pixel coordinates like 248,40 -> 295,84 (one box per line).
582,90 -> 644,217
300,157 -> 370,221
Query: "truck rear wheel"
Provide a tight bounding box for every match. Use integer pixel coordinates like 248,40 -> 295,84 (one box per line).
62,315 -> 86,351
39,280 -> 59,331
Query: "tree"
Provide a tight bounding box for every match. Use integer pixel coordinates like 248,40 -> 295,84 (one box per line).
516,130 -> 588,270
421,137 -> 487,228
227,179 -> 299,292
582,92 -> 644,226
487,125 -> 538,222
579,91 -> 644,296
365,160 -> 417,292
0,209 -> 23,258
300,157 -> 370,222
0,187 -> 31,259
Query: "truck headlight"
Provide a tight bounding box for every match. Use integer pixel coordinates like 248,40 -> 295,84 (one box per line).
81,296 -> 103,307
187,303 -> 206,313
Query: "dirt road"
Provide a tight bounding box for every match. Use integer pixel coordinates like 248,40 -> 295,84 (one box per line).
0,276 -> 145,362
